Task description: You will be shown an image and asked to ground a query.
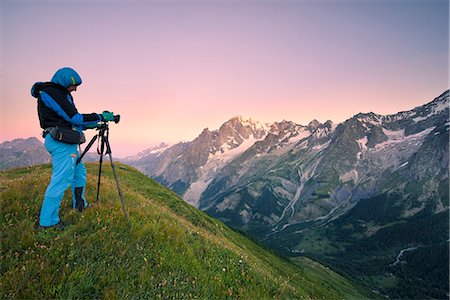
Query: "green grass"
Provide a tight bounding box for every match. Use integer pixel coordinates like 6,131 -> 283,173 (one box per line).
296,229 -> 341,255
291,257 -> 373,300
1,163 -> 369,299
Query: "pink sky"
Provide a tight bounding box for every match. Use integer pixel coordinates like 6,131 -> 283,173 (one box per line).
1,0 -> 448,157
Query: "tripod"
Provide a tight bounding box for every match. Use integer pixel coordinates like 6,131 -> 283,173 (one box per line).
76,122 -> 129,221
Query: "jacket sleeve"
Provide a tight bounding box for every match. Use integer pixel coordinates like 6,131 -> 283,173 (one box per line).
40,91 -> 101,126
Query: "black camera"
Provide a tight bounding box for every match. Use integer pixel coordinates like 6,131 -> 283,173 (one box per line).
102,111 -> 120,124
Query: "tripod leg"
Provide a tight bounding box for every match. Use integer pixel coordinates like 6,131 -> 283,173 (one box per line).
96,136 -> 105,203
105,138 -> 129,221
96,154 -> 103,203
76,135 -> 98,165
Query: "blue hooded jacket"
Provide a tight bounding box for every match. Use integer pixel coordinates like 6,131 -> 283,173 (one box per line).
31,68 -> 101,130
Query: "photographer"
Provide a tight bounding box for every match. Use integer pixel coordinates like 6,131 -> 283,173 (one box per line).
31,67 -> 115,230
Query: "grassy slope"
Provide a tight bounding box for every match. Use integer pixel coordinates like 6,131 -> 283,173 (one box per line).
1,163 -> 369,299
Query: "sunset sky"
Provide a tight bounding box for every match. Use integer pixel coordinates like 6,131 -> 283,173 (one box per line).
1,0 -> 448,157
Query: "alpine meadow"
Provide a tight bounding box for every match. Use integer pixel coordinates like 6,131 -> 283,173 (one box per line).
0,163 -> 373,299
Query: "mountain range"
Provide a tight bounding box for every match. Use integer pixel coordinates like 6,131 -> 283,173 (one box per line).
125,90 -> 449,298
125,91 -> 448,226
0,137 -> 100,171
0,137 -> 50,170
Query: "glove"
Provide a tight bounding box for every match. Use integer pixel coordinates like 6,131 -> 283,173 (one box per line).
101,111 -> 115,122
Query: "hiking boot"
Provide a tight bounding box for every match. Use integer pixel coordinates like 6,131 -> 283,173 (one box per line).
74,187 -> 91,212
74,202 -> 92,212
38,221 -> 67,231
54,221 -> 67,230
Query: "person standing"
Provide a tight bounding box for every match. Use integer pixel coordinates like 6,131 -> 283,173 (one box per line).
31,67 -> 115,229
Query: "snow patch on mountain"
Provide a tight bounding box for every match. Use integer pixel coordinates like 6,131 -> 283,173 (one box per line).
210,134 -> 264,163
381,128 -> 405,141
124,143 -> 170,161
183,179 -> 214,207
356,137 -> 368,160
377,127 -> 434,151
287,129 -> 311,144
312,140 -> 331,151
357,137 -> 368,150
238,116 -> 270,132
184,134 -> 266,207
356,114 -> 383,126
368,126 -> 436,171
412,100 -> 448,123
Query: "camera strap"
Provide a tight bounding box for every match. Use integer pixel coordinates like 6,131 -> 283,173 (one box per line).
96,125 -> 111,156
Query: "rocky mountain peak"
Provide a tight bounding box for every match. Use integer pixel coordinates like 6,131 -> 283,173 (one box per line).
140,142 -> 170,153
353,112 -> 383,126
218,116 -> 269,143
269,120 -> 303,134
223,115 -> 265,129
200,128 -> 211,135
307,119 -> 322,130
226,115 -> 253,124
324,120 -> 334,127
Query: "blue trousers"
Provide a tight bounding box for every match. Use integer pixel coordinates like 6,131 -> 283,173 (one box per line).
39,135 -> 88,226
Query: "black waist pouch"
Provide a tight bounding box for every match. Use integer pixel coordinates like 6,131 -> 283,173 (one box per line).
46,127 -> 86,144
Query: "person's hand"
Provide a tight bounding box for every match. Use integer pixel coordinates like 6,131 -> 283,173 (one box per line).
101,111 -> 115,122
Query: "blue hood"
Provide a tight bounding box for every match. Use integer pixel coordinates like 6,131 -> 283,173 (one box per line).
51,67 -> 82,88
